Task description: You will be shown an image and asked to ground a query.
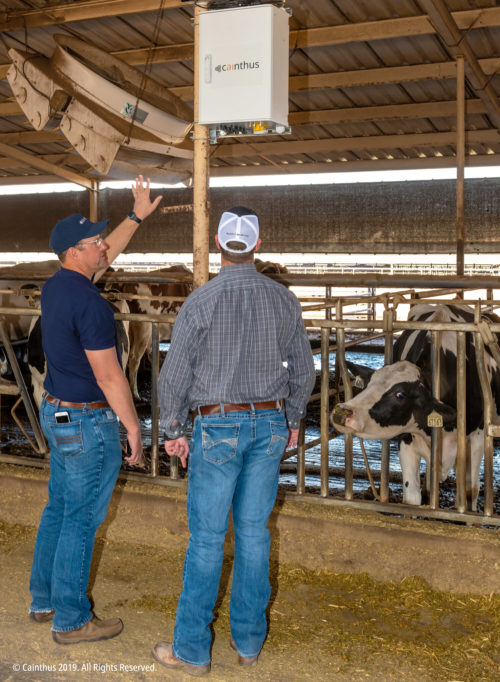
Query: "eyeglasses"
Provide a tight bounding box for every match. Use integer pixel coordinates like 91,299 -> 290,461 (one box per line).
76,235 -> 104,248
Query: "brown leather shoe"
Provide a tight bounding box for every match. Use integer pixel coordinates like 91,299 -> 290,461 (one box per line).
230,638 -> 259,667
52,616 -> 123,645
151,641 -> 210,676
29,610 -> 55,623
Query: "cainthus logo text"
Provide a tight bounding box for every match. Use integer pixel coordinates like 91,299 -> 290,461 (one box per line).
215,60 -> 260,73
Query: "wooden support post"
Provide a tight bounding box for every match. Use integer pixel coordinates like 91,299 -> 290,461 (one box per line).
456,55 -> 465,277
89,178 -> 100,221
193,4 -> 210,289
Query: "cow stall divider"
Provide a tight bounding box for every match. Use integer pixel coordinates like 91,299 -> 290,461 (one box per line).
1,274 -> 500,527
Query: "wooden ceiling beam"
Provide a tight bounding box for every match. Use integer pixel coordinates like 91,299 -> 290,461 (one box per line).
0,153 -> 85,168
210,153 -> 500,176
0,101 -> 25,116
165,56 -> 500,101
289,99 -> 487,126
5,55 -> 497,99
1,3 -> 500,46
0,98 -> 488,126
0,174 -> 69,184
69,6 -> 500,66
114,42 -> 194,66
212,129 -> 500,159
0,141 -> 92,188
0,131 -> 62,144
0,1 -> 184,31
288,57 -> 500,92
292,7 -> 500,49
419,0 -> 500,130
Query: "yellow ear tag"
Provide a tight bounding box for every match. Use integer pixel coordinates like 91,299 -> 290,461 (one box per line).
427,410 -> 443,428
354,375 -> 365,389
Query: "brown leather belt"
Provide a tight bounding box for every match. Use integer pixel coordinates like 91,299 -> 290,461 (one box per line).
44,393 -> 110,410
197,400 -> 283,417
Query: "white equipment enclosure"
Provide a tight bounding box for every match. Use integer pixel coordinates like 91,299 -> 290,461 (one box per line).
198,3 -> 290,141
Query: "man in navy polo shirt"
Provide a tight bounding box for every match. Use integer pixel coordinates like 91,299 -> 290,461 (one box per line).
29,176 -> 161,645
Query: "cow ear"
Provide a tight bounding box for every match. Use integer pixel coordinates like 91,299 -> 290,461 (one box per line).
433,399 -> 457,427
345,361 -> 375,389
416,354 -> 432,389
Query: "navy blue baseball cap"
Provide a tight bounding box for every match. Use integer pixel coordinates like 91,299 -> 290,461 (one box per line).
49,214 -> 110,254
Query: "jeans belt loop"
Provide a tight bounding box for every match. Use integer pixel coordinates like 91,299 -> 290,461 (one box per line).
220,402 -> 225,415
250,401 -> 255,415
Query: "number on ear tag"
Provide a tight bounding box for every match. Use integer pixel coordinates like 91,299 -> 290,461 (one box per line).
427,410 -> 443,428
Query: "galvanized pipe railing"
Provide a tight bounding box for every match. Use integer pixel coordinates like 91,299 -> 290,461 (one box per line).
474,323 -> 495,517
429,330 -> 443,510
455,331 -> 467,513
150,322 -> 160,478
335,299 -> 353,501
320,326 -> 331,498
380,307 -> 394,503
0,286 -> 499,523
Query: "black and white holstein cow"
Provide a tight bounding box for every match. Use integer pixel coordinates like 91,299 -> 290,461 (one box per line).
106,265 -> 193,400
0,261 -> 59,340
332,304 -> 500,510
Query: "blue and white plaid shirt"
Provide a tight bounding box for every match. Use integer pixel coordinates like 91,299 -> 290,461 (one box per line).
158,262 -> 316,439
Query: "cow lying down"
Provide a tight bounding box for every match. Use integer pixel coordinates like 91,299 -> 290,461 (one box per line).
332,304 -> 500,511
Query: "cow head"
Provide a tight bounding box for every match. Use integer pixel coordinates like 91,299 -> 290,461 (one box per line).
332,360 -> 456,440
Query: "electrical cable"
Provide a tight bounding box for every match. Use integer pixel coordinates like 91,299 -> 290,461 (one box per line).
125,0 -> 167,144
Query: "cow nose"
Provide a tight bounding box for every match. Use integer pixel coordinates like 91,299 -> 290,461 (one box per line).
331,404 -> 353,426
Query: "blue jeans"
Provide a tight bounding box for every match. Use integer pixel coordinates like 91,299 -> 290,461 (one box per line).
29,397 -> 122,632
173,406 -> 288,667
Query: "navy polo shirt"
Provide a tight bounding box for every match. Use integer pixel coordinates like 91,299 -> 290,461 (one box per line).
41,267 -> 120,402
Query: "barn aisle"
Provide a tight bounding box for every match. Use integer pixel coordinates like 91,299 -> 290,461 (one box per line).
0,464 -> 498,682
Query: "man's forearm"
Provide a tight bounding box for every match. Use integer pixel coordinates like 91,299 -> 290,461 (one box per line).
102,216 -> 142,268
94,175 -> 162,281
96,371 -> 140,435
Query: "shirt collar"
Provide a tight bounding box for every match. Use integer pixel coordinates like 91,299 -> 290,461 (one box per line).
218,262 -> 257,277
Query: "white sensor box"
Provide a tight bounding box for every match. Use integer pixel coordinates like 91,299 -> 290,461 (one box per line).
198,4 -> 289,126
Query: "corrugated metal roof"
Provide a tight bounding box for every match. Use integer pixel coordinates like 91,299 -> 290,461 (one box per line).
0,0 -> 497,184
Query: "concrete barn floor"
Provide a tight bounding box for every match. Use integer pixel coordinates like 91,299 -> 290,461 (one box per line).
0,463 -> 499,682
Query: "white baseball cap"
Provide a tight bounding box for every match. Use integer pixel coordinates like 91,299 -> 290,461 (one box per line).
217,206 -> 259,253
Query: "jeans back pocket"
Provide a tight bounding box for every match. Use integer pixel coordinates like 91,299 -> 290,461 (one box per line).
49,420 -> 84,457
267,420 -> 289,458
201,422 -> 240,464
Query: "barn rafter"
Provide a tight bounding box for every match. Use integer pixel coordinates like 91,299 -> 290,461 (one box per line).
0,0 -> 497,183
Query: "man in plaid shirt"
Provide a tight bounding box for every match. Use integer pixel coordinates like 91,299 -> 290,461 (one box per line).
153,206 -> 315,676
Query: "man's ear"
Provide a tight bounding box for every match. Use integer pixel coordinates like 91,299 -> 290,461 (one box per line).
255,237 -> 261,252
215,234 -> 220,249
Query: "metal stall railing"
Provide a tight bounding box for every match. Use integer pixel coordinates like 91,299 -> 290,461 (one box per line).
0,275 -> 500,527
302,309 -> 500,526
